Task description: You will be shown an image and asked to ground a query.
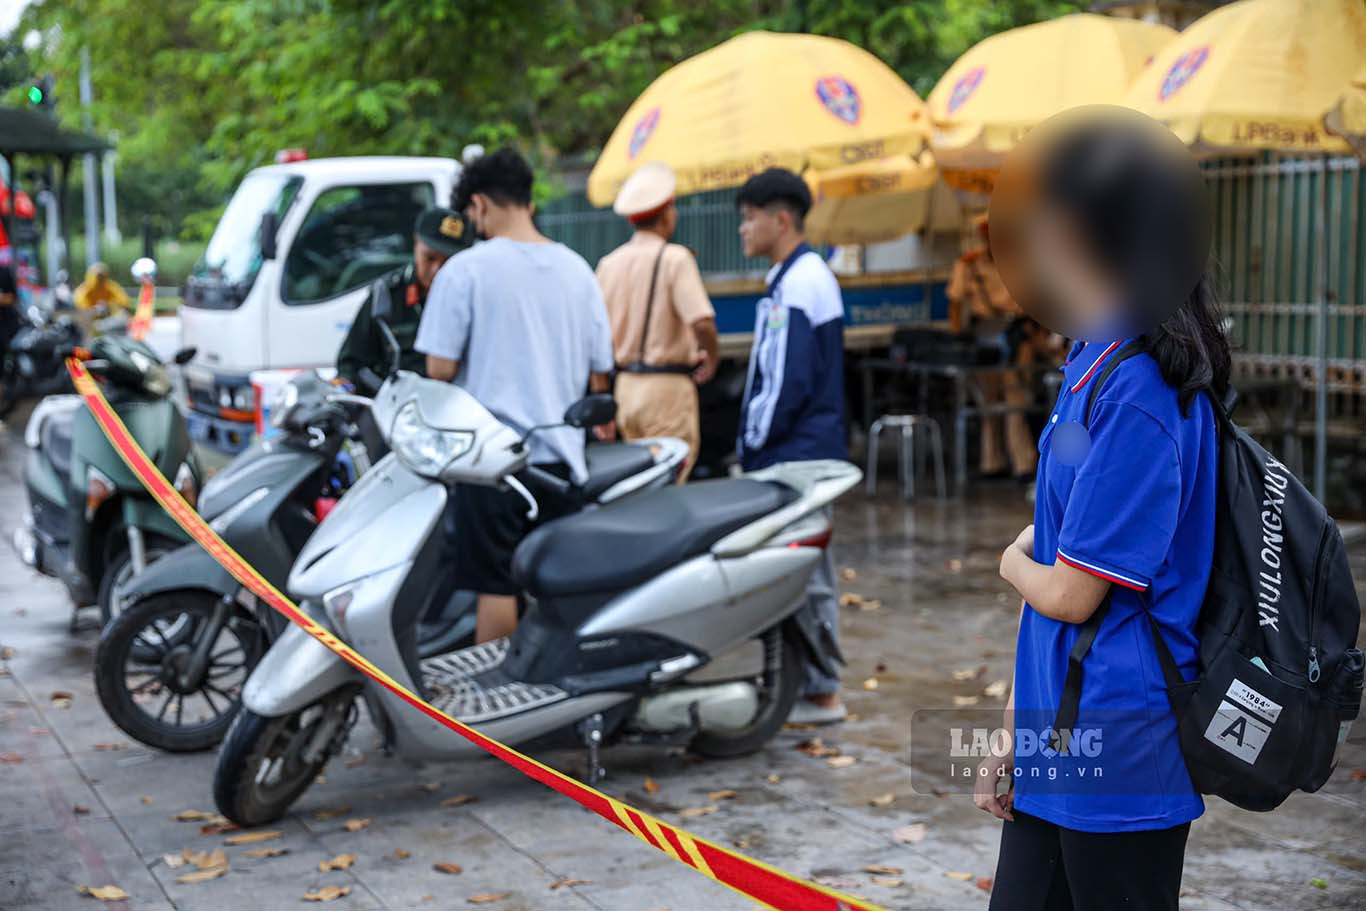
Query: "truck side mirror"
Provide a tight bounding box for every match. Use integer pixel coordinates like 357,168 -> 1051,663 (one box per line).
259,211 -> 279,261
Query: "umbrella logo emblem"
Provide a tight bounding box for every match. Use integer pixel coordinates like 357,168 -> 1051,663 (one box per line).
629,106 -> 662,159
947,66 -> 985,115
815,75 -> 862,125
1159,46 -> 1209,102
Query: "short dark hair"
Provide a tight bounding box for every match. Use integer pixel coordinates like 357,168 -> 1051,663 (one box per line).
736,167 -> 811,230
452,147 -> 534,211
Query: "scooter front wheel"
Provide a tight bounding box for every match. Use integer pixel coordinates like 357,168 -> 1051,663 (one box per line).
95,590 -> 265,752
214,685 -> 360,827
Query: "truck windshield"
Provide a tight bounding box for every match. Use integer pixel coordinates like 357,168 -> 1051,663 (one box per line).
187,173 -> 301,307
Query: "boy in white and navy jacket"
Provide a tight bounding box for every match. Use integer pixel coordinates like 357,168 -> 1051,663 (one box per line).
736,168 -> 848,723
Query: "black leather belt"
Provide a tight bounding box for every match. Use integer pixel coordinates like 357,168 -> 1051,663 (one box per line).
618,362 -> 694,375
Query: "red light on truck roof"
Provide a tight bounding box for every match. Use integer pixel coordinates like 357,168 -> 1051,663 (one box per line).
275,148 -> 308,164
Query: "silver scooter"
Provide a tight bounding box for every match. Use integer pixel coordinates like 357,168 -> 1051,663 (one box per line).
214,371 -> 859,826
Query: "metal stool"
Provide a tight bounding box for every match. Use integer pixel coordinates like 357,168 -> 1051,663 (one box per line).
866,414 -> 947,500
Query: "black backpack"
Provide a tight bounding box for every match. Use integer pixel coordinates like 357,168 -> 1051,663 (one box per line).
1053,343 -> 1364,812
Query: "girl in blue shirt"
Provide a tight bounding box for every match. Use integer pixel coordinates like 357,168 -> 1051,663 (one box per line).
976,114 -> 1230,911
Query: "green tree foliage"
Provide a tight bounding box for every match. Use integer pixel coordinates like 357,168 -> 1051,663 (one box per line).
14,0 -> 1082,236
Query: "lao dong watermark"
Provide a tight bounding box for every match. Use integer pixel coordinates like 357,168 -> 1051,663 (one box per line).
948,725 -> 1103,783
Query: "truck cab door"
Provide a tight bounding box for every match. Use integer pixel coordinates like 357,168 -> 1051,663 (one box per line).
267,180 -> 437,369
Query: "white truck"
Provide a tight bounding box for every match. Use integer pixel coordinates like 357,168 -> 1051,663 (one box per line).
179,155 -> 460,452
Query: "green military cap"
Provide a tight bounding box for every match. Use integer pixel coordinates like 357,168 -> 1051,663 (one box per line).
415,206 -> 473,256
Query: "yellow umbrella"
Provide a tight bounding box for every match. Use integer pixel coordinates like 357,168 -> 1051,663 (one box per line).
927,13 -> 1175,182
587,31 -> 929,206
1324,63 -> 1366,159
1126,0 -> 1366,154
803,152 -> 957,245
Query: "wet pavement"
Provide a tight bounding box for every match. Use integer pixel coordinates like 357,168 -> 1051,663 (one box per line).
1,412 -> 1363,911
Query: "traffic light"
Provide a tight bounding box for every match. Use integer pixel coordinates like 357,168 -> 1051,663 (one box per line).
26,75 -> 56,112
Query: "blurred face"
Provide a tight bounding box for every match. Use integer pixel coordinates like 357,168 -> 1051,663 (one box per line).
738,203 -> 785,260
413,238 -> 451,291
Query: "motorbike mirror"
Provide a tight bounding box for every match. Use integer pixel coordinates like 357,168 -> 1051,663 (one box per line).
375,317 -> 402,376
131,257 -> 158,284
370,282 -> 394,324
259,211 -> 279,261
563,394 -> 616,429
174,347 -> 197,366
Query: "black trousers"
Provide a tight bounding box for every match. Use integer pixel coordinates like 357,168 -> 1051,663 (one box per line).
988,810 -> 1190,911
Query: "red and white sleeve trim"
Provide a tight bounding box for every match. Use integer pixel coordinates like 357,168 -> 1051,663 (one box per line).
1056,548 -> 1148,591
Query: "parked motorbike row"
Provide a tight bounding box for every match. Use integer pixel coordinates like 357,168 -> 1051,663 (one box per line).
12,291 -> 860,829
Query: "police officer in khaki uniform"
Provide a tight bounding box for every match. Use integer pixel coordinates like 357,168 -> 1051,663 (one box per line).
596,162 -> 718,480
336,206 -> 470,390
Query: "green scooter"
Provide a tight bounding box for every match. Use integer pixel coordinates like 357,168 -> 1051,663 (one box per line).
14,329 -> 201,625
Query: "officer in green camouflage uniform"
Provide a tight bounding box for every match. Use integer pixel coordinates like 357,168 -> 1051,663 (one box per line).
336,206 -> 471,390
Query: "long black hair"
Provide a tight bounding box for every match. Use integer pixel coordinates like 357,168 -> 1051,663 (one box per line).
1038,112 -> 1231,413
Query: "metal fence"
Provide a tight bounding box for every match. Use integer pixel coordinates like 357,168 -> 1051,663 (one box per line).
539,188 -> 770,279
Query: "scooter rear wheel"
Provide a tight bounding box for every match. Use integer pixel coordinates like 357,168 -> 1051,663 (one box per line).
690,632 -> 803,759
95,590 -> 264,752
214,686 -> 359,827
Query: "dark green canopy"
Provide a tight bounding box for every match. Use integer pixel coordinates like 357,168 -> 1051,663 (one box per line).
0,106 -> 109,156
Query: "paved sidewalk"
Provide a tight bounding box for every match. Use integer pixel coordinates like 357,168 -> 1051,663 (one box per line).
1,418 -> 1363,911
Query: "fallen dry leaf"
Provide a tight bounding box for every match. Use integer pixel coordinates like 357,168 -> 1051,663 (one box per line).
826,755 -> 858,769
200,820 -> 237,836
242,846 -> 288,859
319,853 -> 357,872
0,646 -> 14,660
707,789 -> 738,802
344,754 -> 366,768
838,593 -> 865,608
795,737 -> 840,758
313,805 -> 351,820
393,848 -> 411,860
184,848 -> 227,871
140,796 -> 153,805
858,599 -> 883,612
73,804 -> 91,815
467,893 -> 511,904
839,567 -> 857,581
549,877 -> 591,890
872,877 -> 905,888
92,742 -> 127,751
51,691 -> 73,708
440,794 -> 477,808
946,558 -> 964,573
869,793 -> 895,808
863,864 -> 904,875
223,830 -> 282,845
162,852 -> 187,868
1349,768 -> 1366,782
0,752 -> 23,764
813,875 -> 858,889
945,871 -> 973,881
415,782 -> 441,793
173,809 -> 216,822
643,777 -> 660,794
765,773 -> 781,784
77,884 -> 129,901
952,665 -> 986,681
303,886 -> 351,902
679,805 -> 718,818
983,680 -> 1008,699
434,862 -> 464,876
176,866 -> 228,884
976,877 -> 994,892
862,677 -> 879,691
893,823 -> 927,844
342,818 -> 371,832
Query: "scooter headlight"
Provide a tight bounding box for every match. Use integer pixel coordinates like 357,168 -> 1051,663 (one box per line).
389,400 -> 472,478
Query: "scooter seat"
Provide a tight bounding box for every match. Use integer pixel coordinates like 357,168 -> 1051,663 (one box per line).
580,443 -> 656,500
512,478 -> 797,598
41,409 -> 76,482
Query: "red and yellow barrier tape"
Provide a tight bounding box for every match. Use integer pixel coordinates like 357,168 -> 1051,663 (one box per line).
68,358 -> 887,911
127,283 -> 155,342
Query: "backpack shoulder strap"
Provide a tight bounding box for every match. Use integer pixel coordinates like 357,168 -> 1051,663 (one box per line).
1084,341 -> 1145,427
